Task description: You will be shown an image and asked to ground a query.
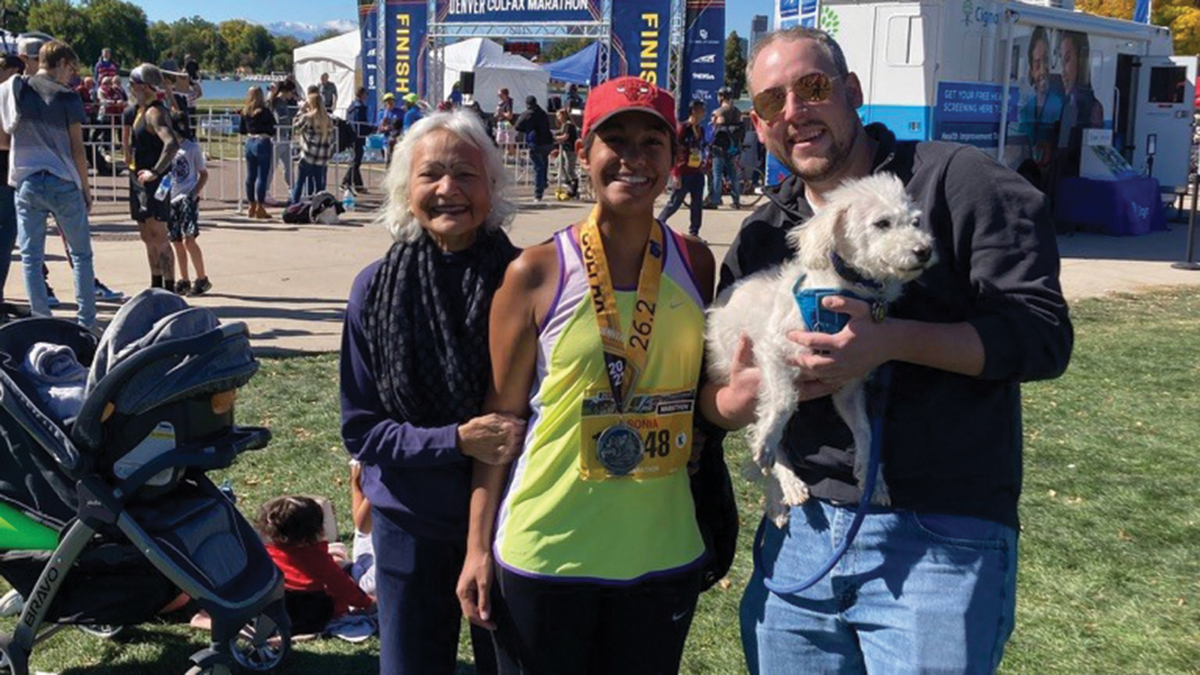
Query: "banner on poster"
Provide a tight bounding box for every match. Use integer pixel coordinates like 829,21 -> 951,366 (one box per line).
612,0 -> 673,85
932,80 -> 1019,148
678,0 -> 725,117
359,0 -> 380,122
434,0 -> 599,23
382,0 -> 428,99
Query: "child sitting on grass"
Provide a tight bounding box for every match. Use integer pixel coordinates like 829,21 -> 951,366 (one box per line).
257,495 -> 374,635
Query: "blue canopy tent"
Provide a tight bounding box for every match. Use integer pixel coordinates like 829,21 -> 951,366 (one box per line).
542,42 -> 600,86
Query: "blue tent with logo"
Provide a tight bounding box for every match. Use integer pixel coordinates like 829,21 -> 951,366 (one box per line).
542,42 -> 600,86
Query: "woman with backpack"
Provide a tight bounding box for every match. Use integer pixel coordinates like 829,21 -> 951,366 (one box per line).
291,91 -> 336,205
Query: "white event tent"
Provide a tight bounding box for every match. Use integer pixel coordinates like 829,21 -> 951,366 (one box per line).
292,31 -> 359,117
433,38 -> 549,113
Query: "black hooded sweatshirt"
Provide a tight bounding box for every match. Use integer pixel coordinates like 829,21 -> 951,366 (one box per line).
719,123 -> 1073,528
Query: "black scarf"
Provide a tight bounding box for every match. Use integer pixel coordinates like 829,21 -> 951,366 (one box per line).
363,228 -> 518,427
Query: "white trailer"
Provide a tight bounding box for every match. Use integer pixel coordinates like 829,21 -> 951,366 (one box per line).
810,0 -> 1195,192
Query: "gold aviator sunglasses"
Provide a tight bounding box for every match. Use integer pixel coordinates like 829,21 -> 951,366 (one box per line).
752,72 -> 843,122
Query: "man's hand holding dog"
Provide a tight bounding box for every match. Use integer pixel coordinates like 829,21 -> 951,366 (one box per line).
789,296 -> 894,388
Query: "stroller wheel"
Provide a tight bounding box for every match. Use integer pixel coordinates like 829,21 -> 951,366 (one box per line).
229,613 -> 290,672
0,644 -> 26,675
75,624 -> 125,640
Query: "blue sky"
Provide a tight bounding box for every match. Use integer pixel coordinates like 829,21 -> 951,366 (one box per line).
136,0 -> 775,40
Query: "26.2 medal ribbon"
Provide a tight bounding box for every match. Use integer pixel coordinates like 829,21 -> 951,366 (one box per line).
578,208 -> 665,413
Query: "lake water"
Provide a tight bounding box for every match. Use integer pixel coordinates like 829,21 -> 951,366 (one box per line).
199,78 -> 281,104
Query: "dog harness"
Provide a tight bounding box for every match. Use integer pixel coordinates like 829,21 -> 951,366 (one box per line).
791,252 -> 890,334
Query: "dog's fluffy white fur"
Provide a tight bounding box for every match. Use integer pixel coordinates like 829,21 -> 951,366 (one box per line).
707,173 -> 935,527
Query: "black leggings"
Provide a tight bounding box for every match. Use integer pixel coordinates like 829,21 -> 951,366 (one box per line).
491,565 -> 702,675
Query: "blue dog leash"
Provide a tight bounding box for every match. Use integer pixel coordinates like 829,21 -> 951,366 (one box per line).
750,281 -> 893,596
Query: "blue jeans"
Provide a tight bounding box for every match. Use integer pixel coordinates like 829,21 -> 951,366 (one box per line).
0,183 -> 17,301
707,148 -> 741,207
530,144 -> 552,198
290,161 -> 328,205
244,137 -> 273,203
15,174 -> 96,327
741,500 -> 1018,674
658,173 -> 705,236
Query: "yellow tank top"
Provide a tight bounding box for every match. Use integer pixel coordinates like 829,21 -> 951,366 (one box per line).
494,222 -> 707,583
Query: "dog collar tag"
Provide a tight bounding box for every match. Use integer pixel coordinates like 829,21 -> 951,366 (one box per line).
870,301 -> 887,323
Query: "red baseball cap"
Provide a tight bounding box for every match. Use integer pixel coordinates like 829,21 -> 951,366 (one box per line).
582,76 -> 676,140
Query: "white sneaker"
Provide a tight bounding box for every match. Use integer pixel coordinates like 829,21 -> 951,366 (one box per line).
0,588 -> 24,617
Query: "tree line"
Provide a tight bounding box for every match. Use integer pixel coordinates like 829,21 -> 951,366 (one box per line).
0,0 -> 341,74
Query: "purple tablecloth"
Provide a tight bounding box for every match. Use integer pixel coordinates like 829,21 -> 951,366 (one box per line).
1055,175 -> 1167,236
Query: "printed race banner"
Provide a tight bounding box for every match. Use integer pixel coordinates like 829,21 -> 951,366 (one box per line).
434,0 -> 600,23
359,0 -> 380,122
932,80 -> 1019,148
777,0 -> 800,29
382,0 -> 428,99
612,0 -> 673,86
678,0 -> 725,117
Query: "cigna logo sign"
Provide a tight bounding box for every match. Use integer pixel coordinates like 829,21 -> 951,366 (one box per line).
962,0 -> 1001,28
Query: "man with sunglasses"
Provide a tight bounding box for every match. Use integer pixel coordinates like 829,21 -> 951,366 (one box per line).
699,27 -> 1073,674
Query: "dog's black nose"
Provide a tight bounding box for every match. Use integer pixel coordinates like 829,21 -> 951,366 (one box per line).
914,247 -> 932,264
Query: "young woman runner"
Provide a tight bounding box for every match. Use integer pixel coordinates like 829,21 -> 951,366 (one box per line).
457,77 -> 716,674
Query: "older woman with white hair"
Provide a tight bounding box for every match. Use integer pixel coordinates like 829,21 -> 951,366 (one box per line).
339,109 -> 519,675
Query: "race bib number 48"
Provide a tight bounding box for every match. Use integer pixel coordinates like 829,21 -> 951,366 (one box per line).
579,388 -> 695,481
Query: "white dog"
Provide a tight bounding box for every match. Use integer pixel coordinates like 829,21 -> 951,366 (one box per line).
707,173 -> 935,527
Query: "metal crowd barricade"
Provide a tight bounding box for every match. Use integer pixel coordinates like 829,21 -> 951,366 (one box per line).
83,107 -> 386,216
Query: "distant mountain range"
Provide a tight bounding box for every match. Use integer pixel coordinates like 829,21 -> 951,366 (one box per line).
261,20 -> 357,43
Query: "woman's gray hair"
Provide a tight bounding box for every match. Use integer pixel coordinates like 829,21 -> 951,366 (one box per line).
376,110 -> 517,244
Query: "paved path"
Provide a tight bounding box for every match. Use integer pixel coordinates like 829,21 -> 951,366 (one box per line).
9,190 -> 1200,353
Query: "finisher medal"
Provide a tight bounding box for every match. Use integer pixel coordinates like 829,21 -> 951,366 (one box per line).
579,208 -> 666,478
596,422 -> 645,476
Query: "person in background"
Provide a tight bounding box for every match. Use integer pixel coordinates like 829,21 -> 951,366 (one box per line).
290,90 -> 335,205
342,86 -> 370,194
257,495 -> 375,635
159,62 -> 193,144
319,72 -> 338,114
514,95 -> 553,202
565,83 -> 584,113
377,93 -> 403,162
125,63 -> 181,291
658,99 -> 709,237
239,86 -> 277,220
340,109 -> 518,675
449,81 -> 463,107
493,87 -> 515,145
17,33 -> 122,305
0,54 -> 29,322
167,128 -> 211,296
94,47 -> 118,83
183,54 -> 202,114
96,75 -> 126,161
402,93 -> 423,134
551,107 -> 578,198
267,78 -> 300,199
705,86 -> 743,210
0,40 -> 96,327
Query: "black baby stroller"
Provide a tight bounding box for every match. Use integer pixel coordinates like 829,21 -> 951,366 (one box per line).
0,291 -> 290,675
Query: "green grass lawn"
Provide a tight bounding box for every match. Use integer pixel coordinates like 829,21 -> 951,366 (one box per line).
2,288 -> 1199,674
